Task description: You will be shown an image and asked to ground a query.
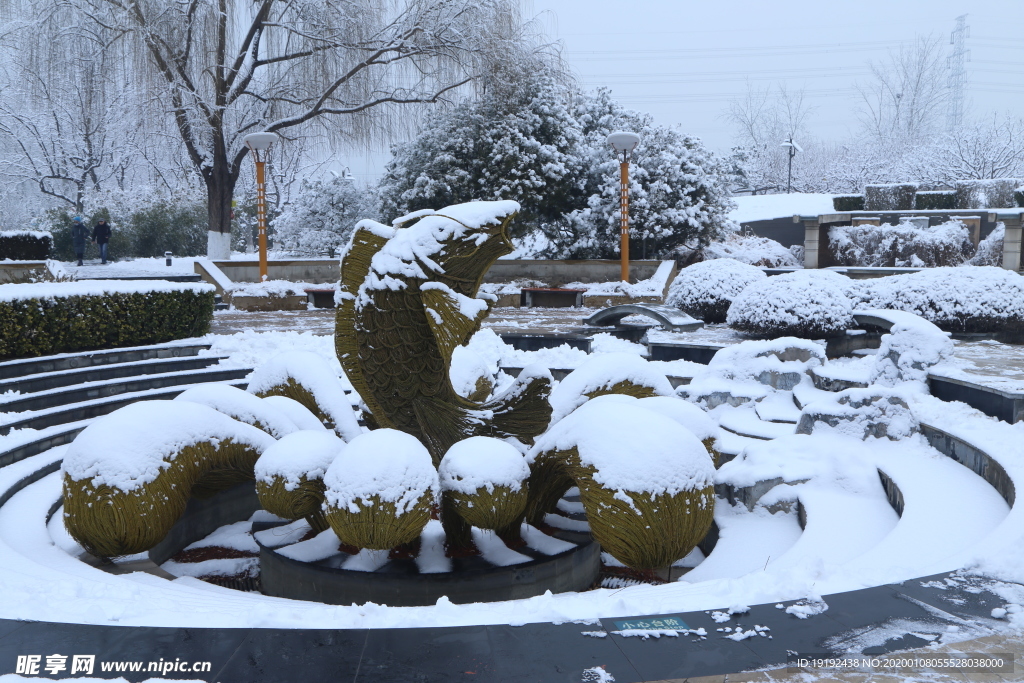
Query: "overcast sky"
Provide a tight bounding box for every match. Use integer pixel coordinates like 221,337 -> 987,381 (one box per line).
348,0 -> 1024,180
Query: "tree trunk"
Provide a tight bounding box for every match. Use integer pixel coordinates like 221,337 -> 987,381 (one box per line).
205,169 -> 235,259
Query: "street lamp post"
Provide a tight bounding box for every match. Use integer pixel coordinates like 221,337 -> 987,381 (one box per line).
243,132 -> 280,282
780,134 -> 802,194
607,131 -> 641,282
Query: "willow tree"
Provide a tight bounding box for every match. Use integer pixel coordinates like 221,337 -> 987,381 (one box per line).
51,0 -> 530,257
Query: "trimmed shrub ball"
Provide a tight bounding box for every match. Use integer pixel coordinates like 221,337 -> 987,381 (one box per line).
727,271 -> 854,338
666,258 -> 767,323
854,266 -> 1024,335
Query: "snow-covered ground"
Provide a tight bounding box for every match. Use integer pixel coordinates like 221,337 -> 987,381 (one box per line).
1,315 -> 1023,638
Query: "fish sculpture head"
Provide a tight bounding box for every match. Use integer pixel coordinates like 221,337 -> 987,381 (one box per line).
390,200 -> 519,288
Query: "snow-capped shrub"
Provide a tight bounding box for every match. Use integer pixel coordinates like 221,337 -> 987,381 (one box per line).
247,351 -> 361,441
955,178 -> 1020,209
274,174 -> 377,258
255,430 -> 346,532
666,258 -> 767,323
174,384 -> 300,439
62,401 -> 275,558
323,429 -> 439,550
832,195 -> 864,212
0,230 -> 51,260
829,219 -> 973,267
855,267 -> 1024,334
969,224 -> 1004,267
864,183 -> 916,211
260,395 -> 328,432
0,280 -> 214,360
439,436 -> 529,532
548,352 -> 674,423
701,233 -> 801,267
727,272 -> 854,338
527,397 -> 715,569
914,190 -> 956,210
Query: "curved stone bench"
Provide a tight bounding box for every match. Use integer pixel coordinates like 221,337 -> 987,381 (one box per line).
584,304 -> 704,332
0,366 -> 250,414
0,342 -> 211,380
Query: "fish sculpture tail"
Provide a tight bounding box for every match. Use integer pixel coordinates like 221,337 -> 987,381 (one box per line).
480,368 -> 553,444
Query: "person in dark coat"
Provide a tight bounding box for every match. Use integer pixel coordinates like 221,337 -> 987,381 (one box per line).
71,217 -> 88,266
92,219 -> 111,264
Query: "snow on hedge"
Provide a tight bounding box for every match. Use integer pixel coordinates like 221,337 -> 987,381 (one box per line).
529,396 -> 714,496
226,280 -> 313,298
246,351 -> 361,441
260,395 -> 328,432
255,430 -> 346,489
666,258 -> 767,323
727,271 -> 854,338
438,436 -> 529,495
0,279 -> 213,302
62,400 -> 275,491
0,230 -> 52,239
829,219 -> 974,268
548,352 -> 674,422
323,429 -> 439,516
635,396 -> 719,443
854,267 -> 1024,333
702,233 -> 801,267
174,384 -> 300,439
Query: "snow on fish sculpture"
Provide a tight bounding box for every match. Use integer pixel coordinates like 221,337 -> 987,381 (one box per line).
335,201 -> 552,464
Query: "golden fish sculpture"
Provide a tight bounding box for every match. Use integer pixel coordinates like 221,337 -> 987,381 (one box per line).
335,201 -> 552,465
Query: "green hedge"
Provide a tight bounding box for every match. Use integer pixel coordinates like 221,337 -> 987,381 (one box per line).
832,195 -> 864,211
1015,187 -> 1024,208
914,191 -> 956,210
0,232 -> 51,260
0,284 -> 214,359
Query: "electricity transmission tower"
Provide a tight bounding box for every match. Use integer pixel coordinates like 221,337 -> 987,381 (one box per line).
946,14 -> 970,132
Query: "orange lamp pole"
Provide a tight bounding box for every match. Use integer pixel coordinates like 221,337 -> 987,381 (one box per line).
618,153 -> 630,283
607,131 -> 641,282
243,131 -> 280,283
254,158 -> 268,282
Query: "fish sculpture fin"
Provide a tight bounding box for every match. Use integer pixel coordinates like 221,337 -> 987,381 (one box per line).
412,396 -> 490,465
481,368 -> 554,444
336,221 -> 395,428
419,282 -> 491,363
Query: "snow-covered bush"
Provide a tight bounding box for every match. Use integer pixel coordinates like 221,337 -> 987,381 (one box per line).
62,401 -> 275,558
955,178 -> 1020,209
0,280 -> 214,360
700,233 -> 801,267
439,437 -> 529,532
527,396 -> 715,569
273,175 -> 377,258
548,352 -> 674,423
864,183 -> 917,211
247,351 -> 361,441
0,230 -> 51,260
174,384 -> 300,438
854,267 -> 1024,334
727,271 -> 854,338
829,219 -> 973,267
969,223 -> 1004,266
667,258 -> 767,322
255,430 -> 346,532
322,429 -> 439,550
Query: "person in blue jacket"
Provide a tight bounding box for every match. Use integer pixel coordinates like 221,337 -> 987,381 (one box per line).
71,217 -> 88,266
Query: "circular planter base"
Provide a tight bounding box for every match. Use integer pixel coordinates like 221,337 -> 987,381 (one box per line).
257,532 -> 601,607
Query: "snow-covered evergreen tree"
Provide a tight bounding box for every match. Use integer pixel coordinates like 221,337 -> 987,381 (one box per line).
377,64 -> 587,238
274,174 -> 377,258
545,89 -> 734,259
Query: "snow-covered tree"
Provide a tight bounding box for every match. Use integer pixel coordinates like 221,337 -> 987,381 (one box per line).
546,89 -> 734,259
274,173 -> 378,257
14,0 -> 535,258
377,63 -> 586,238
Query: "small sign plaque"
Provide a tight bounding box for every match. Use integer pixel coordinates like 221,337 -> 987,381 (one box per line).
613,616 -> 689,631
